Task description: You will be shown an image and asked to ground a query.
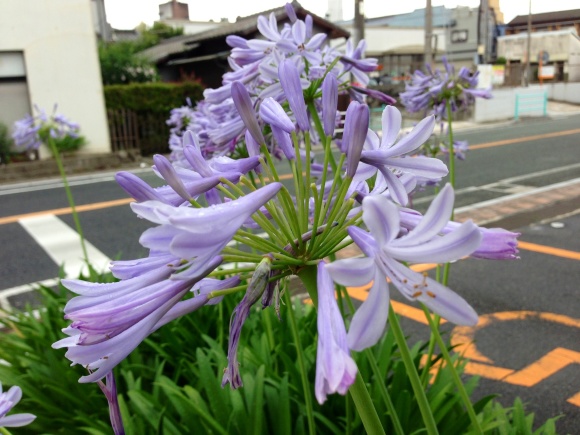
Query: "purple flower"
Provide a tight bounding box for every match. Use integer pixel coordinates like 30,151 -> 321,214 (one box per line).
322,73 -> 338,136
398,209 -> 520,260
315,262 -> 357,404
0,383 -> 36,428
342,101 -> 370,178
400,56 -> 492,119
351,86 -> 396,106
326,184 -> 480,351
231,81 -> 265,145
223,255 -> 273,388
278,59 -> 310,131
360,106 -> 448,206
259,97 -> 295,133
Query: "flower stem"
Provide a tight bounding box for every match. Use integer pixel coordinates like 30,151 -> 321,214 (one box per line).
446,100 -> 456,192
48,138 -> 90,267
283,290 -> 316,435
0,428 -> 13,435
388,305 -> 439,435
421,306 -> 483,434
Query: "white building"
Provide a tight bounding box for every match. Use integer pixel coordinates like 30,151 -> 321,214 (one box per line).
0,0 -> 110,158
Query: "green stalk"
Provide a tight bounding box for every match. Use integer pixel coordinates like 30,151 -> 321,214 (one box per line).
48,138 -> 90,267
422,306 -> 483,434
307,102 -> 337,173
446,100 -> 456,192
283,290 -> 316,435
341,288 -> 404,435
388,305 -> 439,435
0,427 -> 12,435
349,372 -> 386,435
297,265 -> 385,435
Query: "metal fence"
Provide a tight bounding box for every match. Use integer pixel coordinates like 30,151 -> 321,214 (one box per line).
107,109 -> 169,156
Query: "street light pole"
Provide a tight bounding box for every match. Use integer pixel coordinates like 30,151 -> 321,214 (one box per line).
354,0 -> 365,46
525,0 -> 532,86
425,0 -> 433,65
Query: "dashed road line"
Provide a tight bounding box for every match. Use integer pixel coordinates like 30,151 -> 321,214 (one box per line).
19,215 -> 111,278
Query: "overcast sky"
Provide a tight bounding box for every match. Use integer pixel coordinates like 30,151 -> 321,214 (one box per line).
104,0 -> 580,30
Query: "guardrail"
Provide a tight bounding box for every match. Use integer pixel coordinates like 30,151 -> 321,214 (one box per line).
514,91 -> 548,120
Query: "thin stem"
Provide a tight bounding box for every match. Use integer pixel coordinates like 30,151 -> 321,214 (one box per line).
283,290 -> 316,435
341,287 -> 404,435
422,306 -> 483,434
388,305 -> 439,435
349,372 -> 386,435
364,349 -> 406,435
446,100 -> 456,191
0,428 -> 13,435
48,138 -> 90,266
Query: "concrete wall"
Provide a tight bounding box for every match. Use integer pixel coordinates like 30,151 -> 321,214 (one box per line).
546,82 -> 580,104
474,82 -> 580,122
0,0 -> 110,158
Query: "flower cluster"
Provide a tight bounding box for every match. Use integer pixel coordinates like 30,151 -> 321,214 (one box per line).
400,57 -> 492,120
0,383 -> 36,428
54,4 -> 518,432
166,2 -> 395,160
12,105 -> 85,153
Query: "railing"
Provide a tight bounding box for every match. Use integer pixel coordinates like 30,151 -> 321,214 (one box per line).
107,109 -> 170,156
514,91 -> 548,120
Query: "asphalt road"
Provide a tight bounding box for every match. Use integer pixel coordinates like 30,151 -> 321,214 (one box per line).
1,113 -> 579,432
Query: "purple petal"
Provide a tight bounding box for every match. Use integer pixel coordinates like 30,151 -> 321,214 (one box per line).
278,59 -> 310,131
361,194 -> 400,246
325,257 -> 376,286
322,73 -> 338,136
381,106 -> 402,147
231,81 -> 265,145
347,269 -> 390,351
383,115 -> 435,157
0,413 -> 37,427
259,97 -> 295,133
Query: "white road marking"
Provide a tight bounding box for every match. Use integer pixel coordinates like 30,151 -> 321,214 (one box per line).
18,215 -> 111,278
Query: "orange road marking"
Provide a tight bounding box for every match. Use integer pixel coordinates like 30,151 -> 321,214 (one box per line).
0,198 -> 134,225
470,128 -> 580,150
452,311 -> 580,406
567,392 -> 580,407
503,347 -> 580,387
517,241 -> 580,261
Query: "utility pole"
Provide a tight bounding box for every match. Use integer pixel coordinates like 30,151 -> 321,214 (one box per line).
525,0 -> 532,86
425,0 -> 433,65
354,0 -> 365,46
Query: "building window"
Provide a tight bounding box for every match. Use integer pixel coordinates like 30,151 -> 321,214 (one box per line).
451,29 -> 468,43
0,51 -> 31,139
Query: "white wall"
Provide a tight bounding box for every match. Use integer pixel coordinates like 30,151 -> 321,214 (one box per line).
0,0 -> 110,158
474,85 -> 548,122
546,82 -> 580,104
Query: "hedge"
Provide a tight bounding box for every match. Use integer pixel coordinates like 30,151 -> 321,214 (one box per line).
103,82 -> 204,155
103,81 -> 204,114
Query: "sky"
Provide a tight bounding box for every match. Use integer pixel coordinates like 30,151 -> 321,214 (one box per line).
104,0 -> 580,30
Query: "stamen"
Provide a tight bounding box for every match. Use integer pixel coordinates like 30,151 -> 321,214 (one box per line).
426,291 -> 436,298
412,291 -> 422,298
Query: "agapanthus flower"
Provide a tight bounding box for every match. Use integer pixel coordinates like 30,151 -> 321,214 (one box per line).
12,104 -> 83,151
315,262 -> 357,404
54,182 -> 282,382
400,56 -> 492,119
326,184 -> 480,351
359,106 -> 448,206
0,383 -> 36,428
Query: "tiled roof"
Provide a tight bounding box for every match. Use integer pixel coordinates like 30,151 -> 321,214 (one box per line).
141,1 -> 349,63
507,9 -> 580,27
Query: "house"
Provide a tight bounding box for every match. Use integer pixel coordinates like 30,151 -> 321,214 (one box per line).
140,1 -> 350,88
0,0 -> 110,157
336,2 -> 501,75
498,9 -> 580,83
